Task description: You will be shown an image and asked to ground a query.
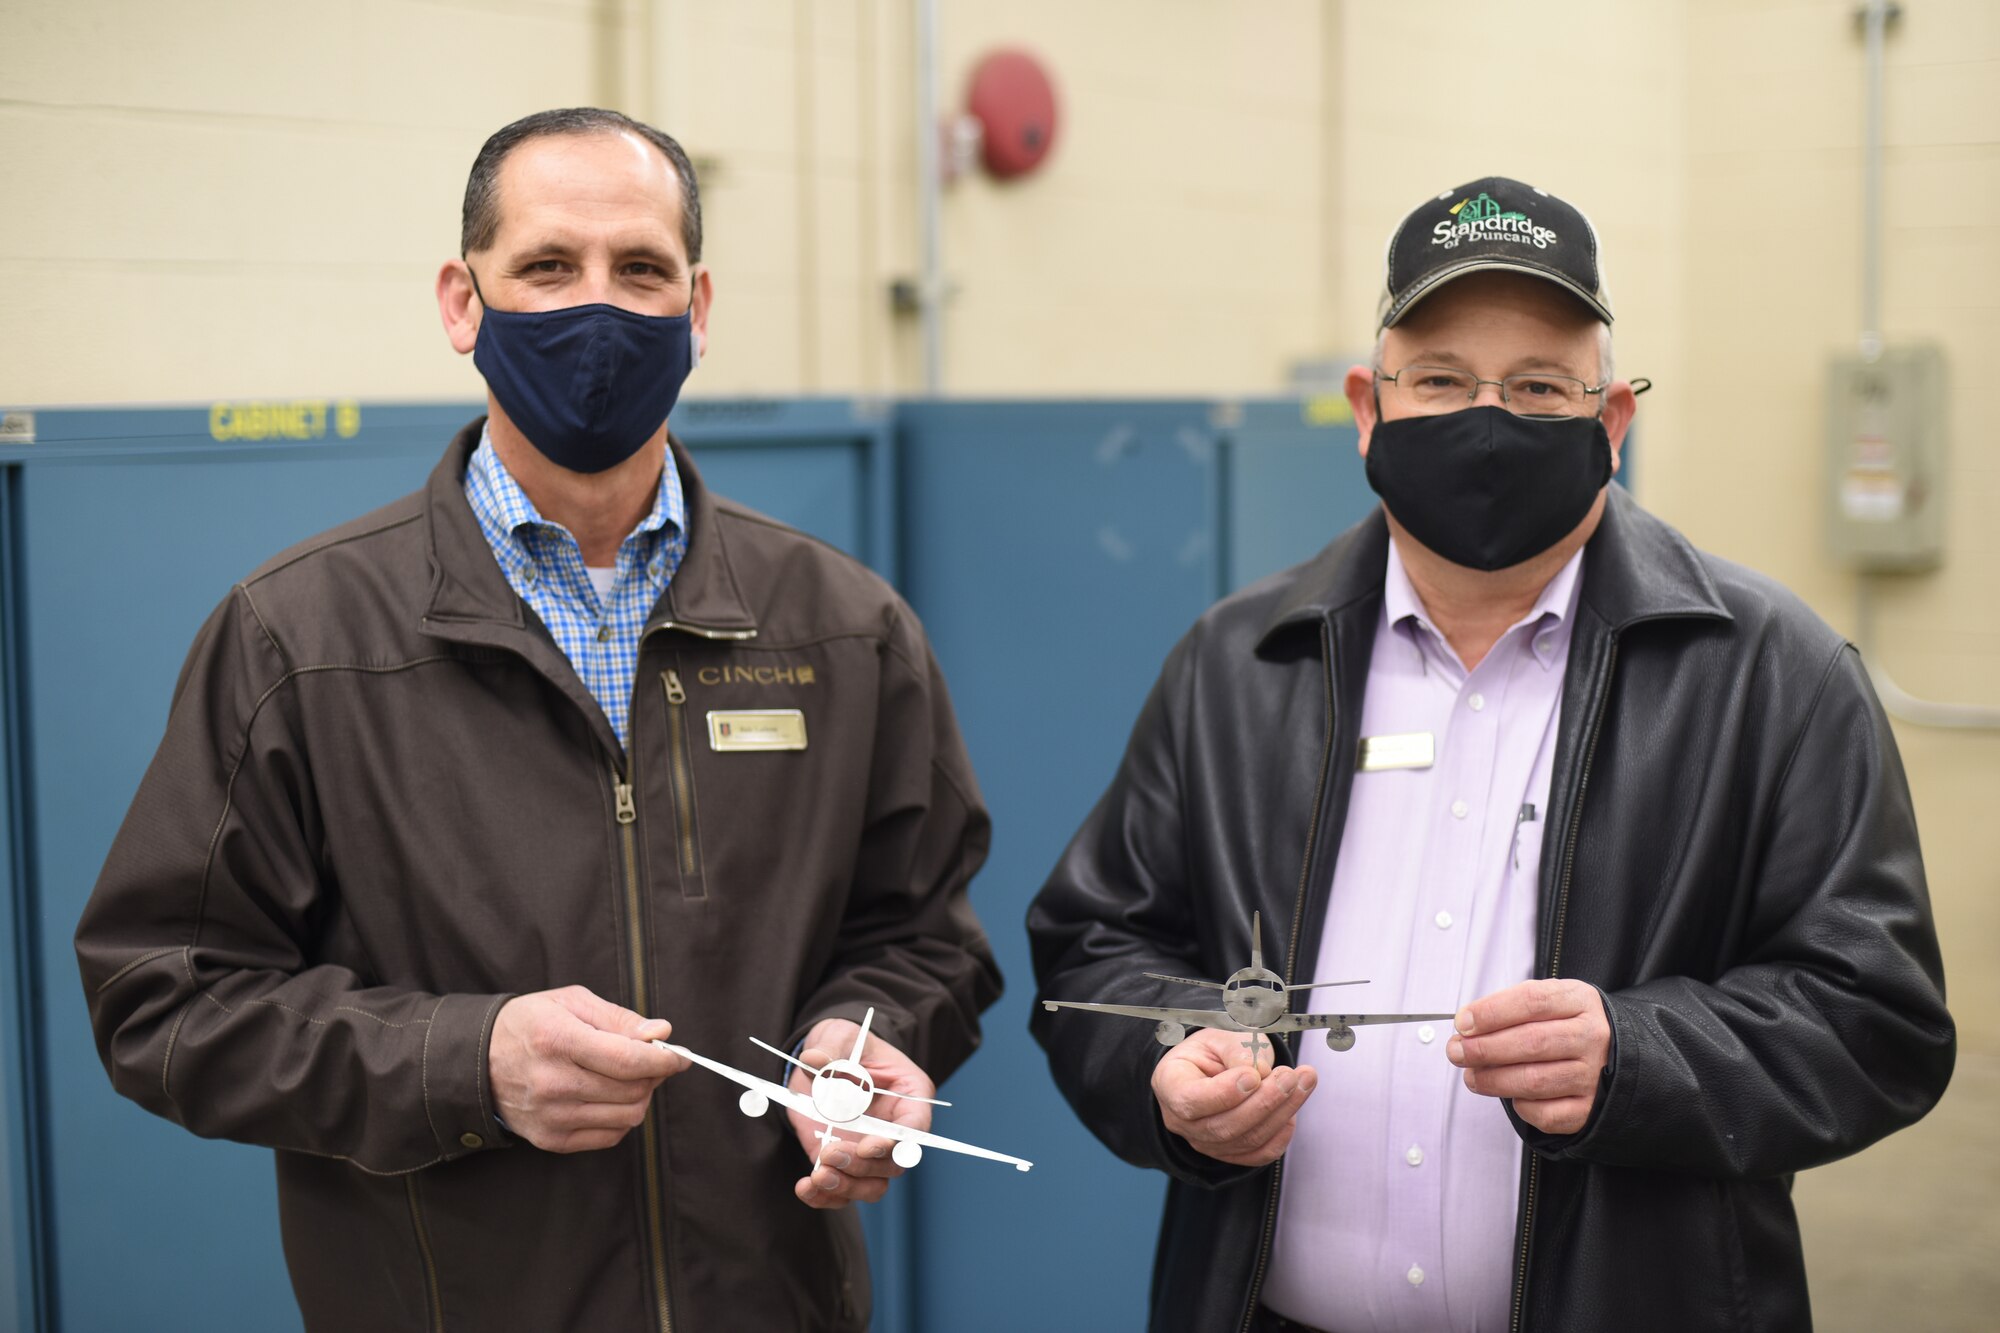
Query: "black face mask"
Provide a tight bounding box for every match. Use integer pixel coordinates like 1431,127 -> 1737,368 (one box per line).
1364,405 -> 1612,571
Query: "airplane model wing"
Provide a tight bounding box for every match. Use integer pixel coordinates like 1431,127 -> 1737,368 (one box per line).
1040,1000 -> 1239,1029
1272,1011 -> 1456,1032
840,1109 -> 1033,1172
659,1041 -> 818,1118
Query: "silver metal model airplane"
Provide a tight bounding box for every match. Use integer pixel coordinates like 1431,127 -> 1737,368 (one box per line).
1041,911 -> 1454,1061
659,1006 -> 1032,1173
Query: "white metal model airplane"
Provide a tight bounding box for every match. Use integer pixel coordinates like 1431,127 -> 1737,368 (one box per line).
659,1007 -> 1031,1173
1041,911 -> 1454,1061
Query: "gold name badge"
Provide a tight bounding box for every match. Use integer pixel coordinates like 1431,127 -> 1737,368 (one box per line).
707,709 -> 808,752
1357,732 -> 1435,772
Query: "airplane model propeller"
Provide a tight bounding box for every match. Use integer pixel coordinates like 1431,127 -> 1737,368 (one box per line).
660,1007 -> 1031,1174
1041,911 -> 1454,1062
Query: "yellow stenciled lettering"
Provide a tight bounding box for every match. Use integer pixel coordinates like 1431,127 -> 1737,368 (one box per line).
334,400 -> 361,438
796,666 -> 817,685
697,667 -> 721,686
753,666 -> 775,685
774,666 -> 795,685
207,399 -> 334,443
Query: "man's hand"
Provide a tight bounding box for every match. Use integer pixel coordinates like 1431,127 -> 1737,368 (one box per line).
1447,978 -> 1611,1135
1151,1026 -> 1317,1167
487,986 -> 688,1153
786,1018 -> 936,1209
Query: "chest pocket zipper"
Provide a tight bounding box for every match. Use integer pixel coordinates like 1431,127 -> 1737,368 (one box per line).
660,668 -> 709,900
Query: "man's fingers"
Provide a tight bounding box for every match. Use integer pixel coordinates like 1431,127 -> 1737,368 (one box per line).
1457,978 -> 1592,1036
550,985 -> 674,1042
520,1063 -> 662,1108
1155,1057 -> 1261,1122
1510,1095 -> 1594,1136
1461,1059 -> 1595,1102
842,1134 -> 908,1176
1173,1065 -> 1316,1149
795,1165 -> 892,1209
563,1021 -> 682,1082
1209,1119 -> 1299,1168
1156,1059 -> 1318,1170
1448,1014 -> 1592,1068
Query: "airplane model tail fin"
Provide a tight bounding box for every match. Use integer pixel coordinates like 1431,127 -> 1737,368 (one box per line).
849,1006 -> 952,1106
1250,911 -> 1264,972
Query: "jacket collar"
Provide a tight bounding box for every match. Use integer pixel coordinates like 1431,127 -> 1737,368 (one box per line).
1257,484 -> 1731,652
422,418 -> 759,637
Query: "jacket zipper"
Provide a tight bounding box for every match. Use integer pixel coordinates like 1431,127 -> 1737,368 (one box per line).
613,761 -> 674,1333
1509,638 -> 1617,1333
619,626 -> 745,1331
405,1177 -> 444,1332
1238,620 -> 1340,1333
659,670 -> 701,883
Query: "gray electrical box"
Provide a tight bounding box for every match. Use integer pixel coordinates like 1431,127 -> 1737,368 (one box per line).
1825,343 -> 1947,571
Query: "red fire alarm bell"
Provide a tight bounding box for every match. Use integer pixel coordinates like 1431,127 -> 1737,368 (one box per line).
966,49 -> 1059,180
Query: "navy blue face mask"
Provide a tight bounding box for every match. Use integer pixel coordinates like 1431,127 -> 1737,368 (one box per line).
469,270 -> 699,475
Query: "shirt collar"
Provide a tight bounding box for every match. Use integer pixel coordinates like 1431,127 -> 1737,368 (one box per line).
1384,538 -> 1585,673
464,423 -> 685,567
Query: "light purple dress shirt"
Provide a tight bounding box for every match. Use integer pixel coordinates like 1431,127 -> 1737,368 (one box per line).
1260,539 -> 1584,1333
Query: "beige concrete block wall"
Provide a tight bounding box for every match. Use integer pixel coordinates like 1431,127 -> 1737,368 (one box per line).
1672,5 -> 2000,1322
1675,0 -> 2000,1052
3,0 -> 1995,1324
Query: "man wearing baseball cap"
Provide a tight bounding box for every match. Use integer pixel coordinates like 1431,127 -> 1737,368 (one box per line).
1029,176 -> 1952,1331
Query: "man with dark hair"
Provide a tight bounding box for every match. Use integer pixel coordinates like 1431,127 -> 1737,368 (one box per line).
77,108 -> 999,1332
1029,176 -> 1953,1331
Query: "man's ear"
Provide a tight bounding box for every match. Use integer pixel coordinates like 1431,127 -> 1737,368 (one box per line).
437,259 -> 481,356
1345,364 -> 1379,459
690,265 -> 714,364
1601,379 -> 1638,474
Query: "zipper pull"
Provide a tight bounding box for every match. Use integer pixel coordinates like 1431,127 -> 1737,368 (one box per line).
614,781 -> 637,825
664,669 -> 687,705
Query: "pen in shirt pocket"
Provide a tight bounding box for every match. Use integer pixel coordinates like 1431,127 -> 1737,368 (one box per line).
1513,803 -> 1538,870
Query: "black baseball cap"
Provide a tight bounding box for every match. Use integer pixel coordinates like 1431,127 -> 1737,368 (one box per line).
1378,176 -> 1612,329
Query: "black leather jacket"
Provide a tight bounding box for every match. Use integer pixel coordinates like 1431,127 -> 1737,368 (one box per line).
1028,488 -> 1953,1333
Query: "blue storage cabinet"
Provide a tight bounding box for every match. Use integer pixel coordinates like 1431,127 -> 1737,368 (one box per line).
893,400 -> 1374,1331
0,397 -> 1371,1332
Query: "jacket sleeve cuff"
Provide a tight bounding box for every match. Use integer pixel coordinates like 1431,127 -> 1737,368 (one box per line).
421,991 -> 517,1159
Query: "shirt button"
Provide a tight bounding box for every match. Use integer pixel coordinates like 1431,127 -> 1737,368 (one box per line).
596,626 -> 611,643
1418,1024 -> 1436,1043
1407,1264 -> 1426,1287
459,1132 -> 484,1149
1434,910 -> 1453,930
1468,692 -> 1485,712
522,568 -> 538,585
1450,800 -> 1468,820
1405,1144 -> 1424,1167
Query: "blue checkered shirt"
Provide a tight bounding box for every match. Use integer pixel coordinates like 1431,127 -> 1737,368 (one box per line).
463,430 -> 688,748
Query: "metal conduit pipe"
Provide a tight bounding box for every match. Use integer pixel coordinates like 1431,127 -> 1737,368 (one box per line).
916,0 -> 944,395
1849,0 -> 2000,729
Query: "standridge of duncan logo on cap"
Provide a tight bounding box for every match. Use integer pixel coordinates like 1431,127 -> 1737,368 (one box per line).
1378,175 -> 1612,329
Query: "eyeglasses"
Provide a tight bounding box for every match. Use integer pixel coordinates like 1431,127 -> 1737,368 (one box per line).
1374,365 -> 1608,418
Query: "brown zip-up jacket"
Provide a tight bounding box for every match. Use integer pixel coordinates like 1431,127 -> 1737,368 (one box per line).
76,421 -> 1001,1332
